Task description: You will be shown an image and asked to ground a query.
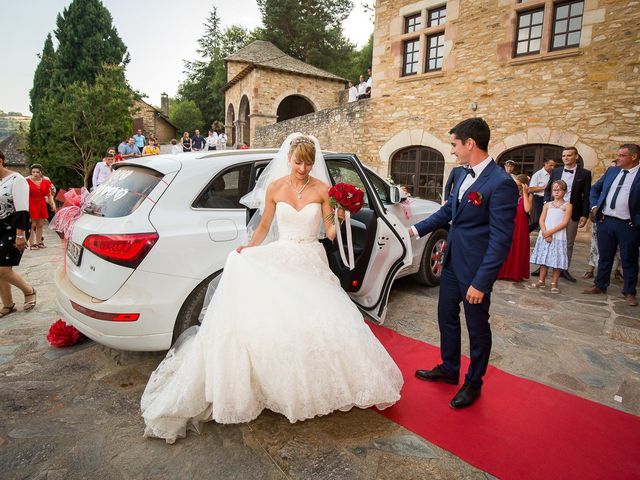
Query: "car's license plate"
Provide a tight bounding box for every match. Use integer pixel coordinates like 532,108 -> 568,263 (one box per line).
67,241 -> 83,266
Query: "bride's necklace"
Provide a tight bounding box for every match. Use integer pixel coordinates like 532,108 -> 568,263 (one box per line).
289,175 -> 311,199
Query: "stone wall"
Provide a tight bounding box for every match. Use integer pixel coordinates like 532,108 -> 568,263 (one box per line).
256,0 -> 639,184
133,100 -> 176,144
225,62 -> 346,147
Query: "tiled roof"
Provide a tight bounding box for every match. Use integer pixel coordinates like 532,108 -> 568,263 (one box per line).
224,41 -> 346,91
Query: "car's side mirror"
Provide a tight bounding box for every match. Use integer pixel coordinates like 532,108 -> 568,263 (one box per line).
390,186 -> 403,204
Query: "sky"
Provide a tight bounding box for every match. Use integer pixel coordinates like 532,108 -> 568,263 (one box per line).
0,0 -> 374,116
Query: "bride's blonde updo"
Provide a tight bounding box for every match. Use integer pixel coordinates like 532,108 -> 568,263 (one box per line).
289,135 -> 316,165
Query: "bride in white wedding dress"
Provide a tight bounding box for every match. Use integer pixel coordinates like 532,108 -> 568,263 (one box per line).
141,133 -> 403,443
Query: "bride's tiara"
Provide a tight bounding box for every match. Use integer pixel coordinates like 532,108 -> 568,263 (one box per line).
290,136 -> 315,147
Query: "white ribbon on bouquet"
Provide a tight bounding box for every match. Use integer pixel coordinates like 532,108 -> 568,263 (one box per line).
334,207 -> 355,270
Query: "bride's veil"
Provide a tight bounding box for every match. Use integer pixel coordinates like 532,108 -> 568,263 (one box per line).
239,132 -> 330,243
197,133 -> 331,325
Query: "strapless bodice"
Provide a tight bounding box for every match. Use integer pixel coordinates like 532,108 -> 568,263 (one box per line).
276,202 -> 322,243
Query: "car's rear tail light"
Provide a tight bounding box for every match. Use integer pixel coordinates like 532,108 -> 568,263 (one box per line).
82,232 -> 159,268
70,301 -> 139,322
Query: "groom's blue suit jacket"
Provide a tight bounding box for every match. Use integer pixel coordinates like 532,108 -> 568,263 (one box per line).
414,160 -> 518,294
590,166 -> 640,226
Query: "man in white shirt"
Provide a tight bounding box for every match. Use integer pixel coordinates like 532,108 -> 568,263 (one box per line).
92,149 -> 115,189
356,74 -> 368,100
347,81 -> 358,102
206,130 -> 219,151
217,132 -> 228,150
528,158 -> 556,232
365,67 -> 372,97
584,144 -> 640,306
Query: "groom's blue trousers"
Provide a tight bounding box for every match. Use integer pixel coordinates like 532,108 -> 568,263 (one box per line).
438,266 -> 492,388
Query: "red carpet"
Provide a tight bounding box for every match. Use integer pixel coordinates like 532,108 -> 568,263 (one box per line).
369,323 -> 640,480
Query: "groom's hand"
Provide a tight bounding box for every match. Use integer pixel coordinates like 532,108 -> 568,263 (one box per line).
466,286 -> 485,304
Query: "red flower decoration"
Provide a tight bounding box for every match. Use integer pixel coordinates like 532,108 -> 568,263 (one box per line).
467,191 -> 483,206
328,183 -> 365,215
47,319 -> 83,348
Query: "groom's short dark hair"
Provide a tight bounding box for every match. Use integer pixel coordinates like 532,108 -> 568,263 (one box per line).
449,118 -> 490,151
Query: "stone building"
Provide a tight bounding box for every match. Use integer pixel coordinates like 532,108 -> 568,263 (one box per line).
132,94 -> 177,144
253,0 -> 639,204
223,41 -> 347,147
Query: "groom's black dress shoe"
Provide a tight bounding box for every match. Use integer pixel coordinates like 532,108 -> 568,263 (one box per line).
561,270 -> 577,282
531,268 -> 541,276
449,384 -> 482,409
415,365 -> 459,385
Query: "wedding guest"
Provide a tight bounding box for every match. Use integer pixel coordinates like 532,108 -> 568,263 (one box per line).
191,129 -> 206,151
118,137 -> 140,159
0,150 -> 36,317
583,160 -> 622,280
365,67 -> 372,97
205,130 -> 219,151
543,147 -> 591,282
181,132 -> 192,152
133,128 -> 146,152
498,174 -> 532,282
583,144 -> 640,306
528,158 -> 556,232
142,138 -> 160,156
217,132 -> 228,150
504,159 -> 517,180
347,81 -> 358,103
529,180 -> 572,294
170,139 -> 182,155
92,148 -> 115,190
26,164 -> 55,250
357,74 -> 368,100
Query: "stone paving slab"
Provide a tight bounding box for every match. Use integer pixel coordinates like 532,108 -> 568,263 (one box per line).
0,230 -> 638,479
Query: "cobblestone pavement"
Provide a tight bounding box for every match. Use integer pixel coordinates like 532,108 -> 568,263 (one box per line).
0,231 -> 638,479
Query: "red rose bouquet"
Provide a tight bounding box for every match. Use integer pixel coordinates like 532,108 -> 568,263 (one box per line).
327,183 -> 364,271
47,319 -> 83,348
328,182 -> 365,217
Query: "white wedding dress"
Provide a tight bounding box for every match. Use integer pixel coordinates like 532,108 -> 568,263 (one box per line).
141,201 -> 403,443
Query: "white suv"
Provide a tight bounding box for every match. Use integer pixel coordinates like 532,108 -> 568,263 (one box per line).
55,150 -> 447,351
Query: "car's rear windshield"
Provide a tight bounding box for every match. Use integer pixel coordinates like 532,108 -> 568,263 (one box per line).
84,166 -> 163,218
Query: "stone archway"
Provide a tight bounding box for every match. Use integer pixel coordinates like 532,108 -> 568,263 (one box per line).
237,95 -> 251,147
276,95 -> 316,122
489,128 -> 598,170
226,103 -> 236,147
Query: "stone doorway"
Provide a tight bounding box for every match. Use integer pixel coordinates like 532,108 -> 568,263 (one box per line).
391,146 -> 445,203
276,95 -> 315,122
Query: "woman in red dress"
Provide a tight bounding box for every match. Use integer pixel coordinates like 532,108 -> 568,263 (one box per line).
498,174 -> 533,282
26,164 -> 55,250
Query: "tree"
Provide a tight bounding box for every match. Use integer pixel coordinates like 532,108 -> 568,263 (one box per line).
28,34 -> 57,158
169,99 -> 204,136
255,0 -> 356,78
41,65 -> 134,188
179,7 -> 254,129
52,0 -> 129,91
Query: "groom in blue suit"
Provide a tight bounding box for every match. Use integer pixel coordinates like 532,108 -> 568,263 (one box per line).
409,118 -> 518,409
583,144 -> 640,306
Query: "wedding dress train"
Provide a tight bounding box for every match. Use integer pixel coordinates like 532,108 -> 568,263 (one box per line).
141,202 -> 403,443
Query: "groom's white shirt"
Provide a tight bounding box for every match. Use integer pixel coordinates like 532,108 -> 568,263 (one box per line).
458,156 -> 492,201
411,156 -> 492,239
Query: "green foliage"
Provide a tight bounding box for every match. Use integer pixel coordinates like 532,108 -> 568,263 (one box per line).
178,7 -> 255,129
52,0 -> 129,92
255,0 -> 356,77
39,65 -> 134,188
27,0 -> 133,188
169,99 -> 204,136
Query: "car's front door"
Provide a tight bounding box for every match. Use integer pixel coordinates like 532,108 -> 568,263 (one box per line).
324,155 -> 411,323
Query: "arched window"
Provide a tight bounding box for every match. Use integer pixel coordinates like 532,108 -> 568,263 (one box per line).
391,146 -> 445,202
276,95 -> 315,122
498,144 -> 573,177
